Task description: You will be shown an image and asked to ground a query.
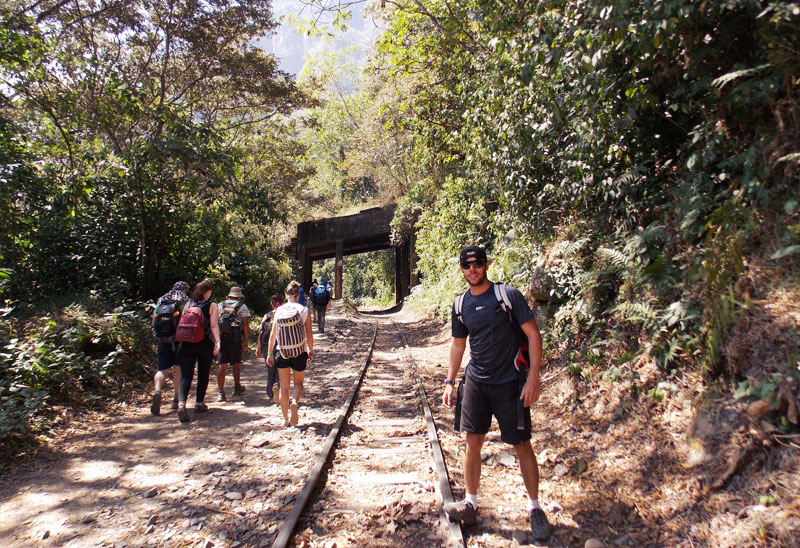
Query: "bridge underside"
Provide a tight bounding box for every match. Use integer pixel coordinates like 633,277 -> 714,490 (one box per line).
293,205 -> 417,304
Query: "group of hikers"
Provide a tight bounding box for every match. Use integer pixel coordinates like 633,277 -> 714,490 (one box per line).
148,245 -> 553,541
149,278 -> 332,426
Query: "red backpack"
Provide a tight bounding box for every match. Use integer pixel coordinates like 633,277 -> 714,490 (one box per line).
174,300 -> 207,343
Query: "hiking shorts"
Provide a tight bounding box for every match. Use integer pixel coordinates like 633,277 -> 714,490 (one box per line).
460,376 -> 531,445
218,340 -> 243,365
275,351 -> 308,372
156,343 -> 180,371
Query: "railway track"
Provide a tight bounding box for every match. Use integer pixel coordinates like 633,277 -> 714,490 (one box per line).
272,312 -> 464,548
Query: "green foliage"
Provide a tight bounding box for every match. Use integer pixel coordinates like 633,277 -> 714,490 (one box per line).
372,0 -> 799,383
1,0 -> 309,305
0,297 -> 152,448
342,250 -> 395,306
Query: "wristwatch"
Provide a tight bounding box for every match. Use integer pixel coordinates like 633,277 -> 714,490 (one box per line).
444,379 -> 455,386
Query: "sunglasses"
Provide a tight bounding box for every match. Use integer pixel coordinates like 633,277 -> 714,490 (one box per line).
460,259 -> 485,270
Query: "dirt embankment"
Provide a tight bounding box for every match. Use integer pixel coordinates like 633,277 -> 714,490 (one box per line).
0,302 -> 798,548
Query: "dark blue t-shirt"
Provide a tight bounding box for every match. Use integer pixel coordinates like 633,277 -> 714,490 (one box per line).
452,282 -> 534,384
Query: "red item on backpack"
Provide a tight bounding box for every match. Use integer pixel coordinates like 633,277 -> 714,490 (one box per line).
174,301 -> 206,343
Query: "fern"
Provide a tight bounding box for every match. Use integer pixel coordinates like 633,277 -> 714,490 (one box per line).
613,300 -> 659,328
597,247 -> 629,271
710,63 -> 772,89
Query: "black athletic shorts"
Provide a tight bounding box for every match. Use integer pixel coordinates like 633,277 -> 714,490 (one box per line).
460,375 -> 531,445
275,351 -> 308,372
218,340 -> 243,365
156,343 -> 180,371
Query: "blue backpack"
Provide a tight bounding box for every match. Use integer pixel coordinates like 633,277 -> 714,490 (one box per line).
314,284 -> 330,306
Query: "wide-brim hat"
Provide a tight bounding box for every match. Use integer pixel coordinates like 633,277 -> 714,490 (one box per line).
228,286 -> 244,299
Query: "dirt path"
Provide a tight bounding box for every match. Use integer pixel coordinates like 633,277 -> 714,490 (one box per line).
2,303 -> 798,548
0,304 -> 375,548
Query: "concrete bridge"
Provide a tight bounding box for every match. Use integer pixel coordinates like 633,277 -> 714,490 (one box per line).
292,204 -> 417,303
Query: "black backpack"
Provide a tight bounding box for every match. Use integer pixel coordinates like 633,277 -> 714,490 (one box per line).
258,311 -> 274,348
153,299 -> 182,342
218,301 -> 244,342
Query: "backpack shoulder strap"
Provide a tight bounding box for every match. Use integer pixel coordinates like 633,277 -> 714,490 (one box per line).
494,282 -> 512,311
454,290 -> 468,324
232,301 -> 243,314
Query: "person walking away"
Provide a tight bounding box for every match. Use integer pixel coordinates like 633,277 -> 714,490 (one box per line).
298,287 -> 306,307
267,281 -> 313,427
309,280 -> 318,323
150,281 -> 190,415
174,280 -> 220,423
256,294 -> 283,404
442,246 -> 552,541
216,286 -> 250,401
314,277 -> 332,333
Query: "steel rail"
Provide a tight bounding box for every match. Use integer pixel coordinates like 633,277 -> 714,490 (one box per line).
271,320 -> 379,548
393,321 -> 466,548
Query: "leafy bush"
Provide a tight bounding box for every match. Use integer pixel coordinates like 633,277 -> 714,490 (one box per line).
0,296 -> 152,450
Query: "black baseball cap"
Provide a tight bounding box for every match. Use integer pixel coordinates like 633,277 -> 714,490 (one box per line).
459,245 -> 488,264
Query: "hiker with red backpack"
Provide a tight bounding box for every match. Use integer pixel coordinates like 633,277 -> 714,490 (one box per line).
266,281 -> 313,427
215,286 -> 250,401
174,280 -> 221,423
442,246 -> 552,541
150,281 -> 190,416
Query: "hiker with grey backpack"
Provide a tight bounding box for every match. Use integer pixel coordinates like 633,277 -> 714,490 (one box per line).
442,246 -> 553,541
266,281 -> 313,427
216,286 -> 250,401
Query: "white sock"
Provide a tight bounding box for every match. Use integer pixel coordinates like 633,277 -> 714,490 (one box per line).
465,493 -> 478,508
528,498 -> 540,511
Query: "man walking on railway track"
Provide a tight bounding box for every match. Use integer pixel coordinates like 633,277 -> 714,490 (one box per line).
443,245 -> 552,541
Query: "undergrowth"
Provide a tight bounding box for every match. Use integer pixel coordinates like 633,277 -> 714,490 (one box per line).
0,294 -> 153,456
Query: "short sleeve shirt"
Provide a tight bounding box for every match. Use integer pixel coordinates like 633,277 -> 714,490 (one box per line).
218,300 -> 251,320
452,283 -> 534,384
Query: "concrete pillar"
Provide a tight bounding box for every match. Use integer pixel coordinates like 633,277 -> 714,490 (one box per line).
335,239 -> 343,300
410,232 -> 419,287
400,240 -> 411,299
395,246 -> 402,304
302,251 -> 312,295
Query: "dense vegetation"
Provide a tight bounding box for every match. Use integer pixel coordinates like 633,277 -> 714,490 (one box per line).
2,0 -> 798,465
0,0 -> 308,449
304,0 -> 800,418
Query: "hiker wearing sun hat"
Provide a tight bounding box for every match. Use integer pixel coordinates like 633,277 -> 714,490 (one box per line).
215,286 -> 250,401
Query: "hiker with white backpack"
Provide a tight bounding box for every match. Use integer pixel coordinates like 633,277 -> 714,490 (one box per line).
266,281 -> 313,427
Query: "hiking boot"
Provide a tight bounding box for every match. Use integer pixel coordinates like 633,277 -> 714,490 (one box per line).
170,397 -> 179,410
217,391 -> 227,402
289,401 -> 299,426
530,508 -> 552,540
195,401 -> 208,413
272,384 -> 280,404
150,392 -> 161,416
177,403 -> 190,423
444,500 -> 478,525
233,384 -> 245,396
